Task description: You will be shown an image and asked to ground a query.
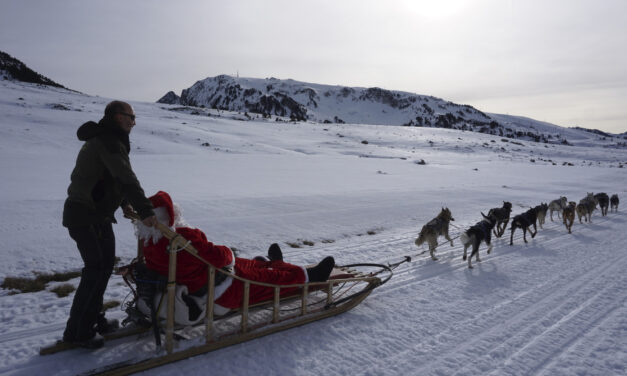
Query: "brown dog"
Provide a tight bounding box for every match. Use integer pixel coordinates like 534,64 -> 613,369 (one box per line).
562,201 -> 576,233
415,207 -> 455,261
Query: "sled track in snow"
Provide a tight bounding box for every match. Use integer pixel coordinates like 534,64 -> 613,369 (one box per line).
337,212 -> 626,376
0,323 -> 66,345
415,238 -> 626,376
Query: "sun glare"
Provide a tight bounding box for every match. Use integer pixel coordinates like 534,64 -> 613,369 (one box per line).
400,0 -> 470,19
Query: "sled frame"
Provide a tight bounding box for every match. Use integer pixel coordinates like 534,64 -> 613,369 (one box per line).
90,215 -> 382,375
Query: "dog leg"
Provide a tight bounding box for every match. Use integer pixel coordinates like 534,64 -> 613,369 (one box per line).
522,228 -> 528,243
501,220 -> 509,237
468,246 -> 475,268
429,239 -> 438,261
487,241 -> 493,255
510,227 -> 515,246
530,224 -> 537,238
462,244 -> 469,261
445,233 -> 453,247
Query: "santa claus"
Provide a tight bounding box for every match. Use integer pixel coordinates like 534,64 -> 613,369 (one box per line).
135,191 -> 335,324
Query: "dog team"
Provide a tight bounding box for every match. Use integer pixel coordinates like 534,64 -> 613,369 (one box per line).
415,193 -> 620,269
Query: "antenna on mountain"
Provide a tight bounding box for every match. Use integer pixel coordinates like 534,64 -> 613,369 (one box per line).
237,70 -> 239,78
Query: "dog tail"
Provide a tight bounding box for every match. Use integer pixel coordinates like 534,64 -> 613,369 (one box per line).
460,231 -> 470,246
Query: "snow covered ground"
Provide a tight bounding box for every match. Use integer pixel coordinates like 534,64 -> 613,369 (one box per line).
0,80 -> 625,375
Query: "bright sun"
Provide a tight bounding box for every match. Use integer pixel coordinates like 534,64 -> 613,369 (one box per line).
400,0 -> 471,19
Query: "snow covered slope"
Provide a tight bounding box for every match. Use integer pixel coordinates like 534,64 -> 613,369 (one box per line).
1,80 -> 626,375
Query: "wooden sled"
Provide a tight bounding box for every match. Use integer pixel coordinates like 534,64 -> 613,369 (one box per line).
42,215 -> 391,375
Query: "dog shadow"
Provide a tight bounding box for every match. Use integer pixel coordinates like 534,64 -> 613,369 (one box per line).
462,262 -> 512,297
515,241 -> 559,258
565,231 -> 597,243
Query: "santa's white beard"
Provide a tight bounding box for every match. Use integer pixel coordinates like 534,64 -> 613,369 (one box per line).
134,204 -> 188,245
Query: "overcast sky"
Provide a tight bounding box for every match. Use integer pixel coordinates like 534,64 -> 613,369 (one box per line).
1,0 -> 626,133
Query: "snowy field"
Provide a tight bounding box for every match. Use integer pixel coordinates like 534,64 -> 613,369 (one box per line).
0,80 -> 626,375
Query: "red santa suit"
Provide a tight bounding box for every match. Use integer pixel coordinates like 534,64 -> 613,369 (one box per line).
139,191 -> 308,320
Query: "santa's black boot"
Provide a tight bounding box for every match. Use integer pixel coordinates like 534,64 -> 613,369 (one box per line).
267,243 -> 283,262
306,256 -> 335,282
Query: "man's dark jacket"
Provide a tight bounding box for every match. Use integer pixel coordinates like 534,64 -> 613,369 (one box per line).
63,118 -> 154,227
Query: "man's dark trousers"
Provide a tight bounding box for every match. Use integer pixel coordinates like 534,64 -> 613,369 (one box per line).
63,222 -> 115,341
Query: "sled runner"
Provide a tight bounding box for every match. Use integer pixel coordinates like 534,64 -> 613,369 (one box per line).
41,215 -> 391,376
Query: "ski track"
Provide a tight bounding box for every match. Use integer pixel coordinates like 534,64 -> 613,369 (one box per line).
0,212 -> 625,375
342,213 -> 627,376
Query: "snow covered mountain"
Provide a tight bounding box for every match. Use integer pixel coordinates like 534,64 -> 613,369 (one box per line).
0,50 -> 67,89
158,75 -> 626,146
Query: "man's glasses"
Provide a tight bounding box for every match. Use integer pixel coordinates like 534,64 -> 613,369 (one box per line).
117,112 -> 136,121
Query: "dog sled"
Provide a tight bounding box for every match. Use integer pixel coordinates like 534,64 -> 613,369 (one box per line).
40,214 -> 391,376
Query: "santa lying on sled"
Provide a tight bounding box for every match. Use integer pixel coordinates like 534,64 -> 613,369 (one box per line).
134,191 -> 335,325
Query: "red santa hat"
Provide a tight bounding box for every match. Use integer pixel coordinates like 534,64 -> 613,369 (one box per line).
148,191 -> 175,227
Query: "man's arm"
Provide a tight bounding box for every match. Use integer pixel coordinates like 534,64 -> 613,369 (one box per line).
97,141 -> 155,221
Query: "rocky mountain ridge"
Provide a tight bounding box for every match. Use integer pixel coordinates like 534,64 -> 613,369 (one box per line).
0,50 -> 66,89
158,75 -> 625,145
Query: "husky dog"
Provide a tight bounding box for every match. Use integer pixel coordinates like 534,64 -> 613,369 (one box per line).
461,212 -> 498,269
594,193 -> 610,216
576,202 -> 588,224
610,194 -> 619,212
577,193 -> 597,223
415,207 -> 455,261
510,206 -> 540,245
562,201 -> 576,234
487,201 -> 512,238
548,196 -> 567,221
536,203 -> 549,229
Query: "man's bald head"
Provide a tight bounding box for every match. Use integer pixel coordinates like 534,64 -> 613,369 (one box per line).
104,101 -> 131,120
104,100 -> 136,133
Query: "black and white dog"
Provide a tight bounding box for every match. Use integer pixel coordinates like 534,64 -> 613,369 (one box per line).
594,192 -> 610,216
487,201 -> 512,238
461,212 -> 498,269
610,194 -> 619,212
510,205 -> 540,245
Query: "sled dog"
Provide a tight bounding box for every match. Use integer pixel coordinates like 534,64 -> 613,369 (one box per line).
578,193 -> 597,223
415,207 -> 455,261
461,212 -> 497,269
576,202 -> 588,224
594,192 -> 610,216
562,201 -> 576,234
548,196 -> 567,221
487,201 -> 512,238
536,203 -> 549,229
610,194 -> 619,212
510,205 -> 540,245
